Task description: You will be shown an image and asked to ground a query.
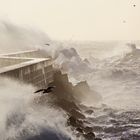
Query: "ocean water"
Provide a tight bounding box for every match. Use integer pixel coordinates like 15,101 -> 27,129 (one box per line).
52,42 -> 140,139
0,22 -> 140,139
74,42 -> 140,140
0,41 -> 140,140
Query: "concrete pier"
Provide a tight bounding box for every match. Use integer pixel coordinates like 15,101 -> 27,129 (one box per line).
0,50 -> 53,88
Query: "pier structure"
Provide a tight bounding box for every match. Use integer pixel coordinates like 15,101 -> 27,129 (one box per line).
0,50 -> 53,88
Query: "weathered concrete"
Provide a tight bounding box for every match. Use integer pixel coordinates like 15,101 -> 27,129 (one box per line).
0,50 -> 53,88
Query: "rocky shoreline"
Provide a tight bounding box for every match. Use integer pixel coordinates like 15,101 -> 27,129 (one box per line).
34,70 -> 102,139
50,70 -> 102,140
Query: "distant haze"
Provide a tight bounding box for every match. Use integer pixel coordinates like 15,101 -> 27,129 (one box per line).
0,0 -> 140,40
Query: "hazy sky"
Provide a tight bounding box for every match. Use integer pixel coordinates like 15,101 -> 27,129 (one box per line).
0,0 -> 140,40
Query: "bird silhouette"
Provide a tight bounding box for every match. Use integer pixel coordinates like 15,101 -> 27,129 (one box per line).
34,86 -> 56,94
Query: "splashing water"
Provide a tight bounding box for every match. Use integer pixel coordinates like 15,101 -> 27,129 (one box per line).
73,42 -> 140,139
0,21 -> 140,139
0,78 -> 74,140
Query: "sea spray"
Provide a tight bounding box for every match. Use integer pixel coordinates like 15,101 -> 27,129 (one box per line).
0,21 -> 140,139
0,78 -> 73,140
0,20 -> 50,54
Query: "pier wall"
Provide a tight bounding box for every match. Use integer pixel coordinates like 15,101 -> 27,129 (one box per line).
0,50 -> 53,88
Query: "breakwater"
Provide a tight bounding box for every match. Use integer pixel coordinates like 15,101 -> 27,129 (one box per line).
0,50 -> 53,88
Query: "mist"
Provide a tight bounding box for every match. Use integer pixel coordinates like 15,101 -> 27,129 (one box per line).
0,21 -> 50,54
0,20 -> 140,139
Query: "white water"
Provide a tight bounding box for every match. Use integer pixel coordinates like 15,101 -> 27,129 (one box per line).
0,21 -> 140,139
52,41 -> 140,110
75,43 -> 140,139
0,78 -> 74,140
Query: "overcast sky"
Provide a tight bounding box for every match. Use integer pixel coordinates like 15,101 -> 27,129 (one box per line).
0,0 -> 140,40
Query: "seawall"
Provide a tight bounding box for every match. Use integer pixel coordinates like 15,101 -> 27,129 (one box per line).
0,50 -> 53,88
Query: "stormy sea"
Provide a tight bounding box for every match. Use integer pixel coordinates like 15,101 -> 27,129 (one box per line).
0,22 -> 140,140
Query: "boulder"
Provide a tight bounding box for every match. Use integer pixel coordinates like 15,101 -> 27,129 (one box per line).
83,132 -> 95,140
95,138 -> 102,140
83,126 -> 93,133
76,127 -> 83,133
67,116 -> 83,128
70,109 -> 85,119
67,116 -> 78,127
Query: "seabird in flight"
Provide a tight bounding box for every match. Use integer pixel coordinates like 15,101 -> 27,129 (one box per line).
34,86 -> 56,94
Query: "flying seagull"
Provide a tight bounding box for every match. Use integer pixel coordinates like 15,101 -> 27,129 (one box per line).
34,86 -> 56,94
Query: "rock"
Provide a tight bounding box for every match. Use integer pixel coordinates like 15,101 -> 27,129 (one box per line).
85,109 -> 94,115
83,132 -> 95,140
57,99 -> 79,112
76,127 -> 83,133
95,138 -> 102,140
67,116 -> 84,128
52,70 -> 75,101
70,109 -> 85,119
49,70 -> 99,140
76,119 -> 84,128
67,116 -> 77,127
83,126 -> 93,133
